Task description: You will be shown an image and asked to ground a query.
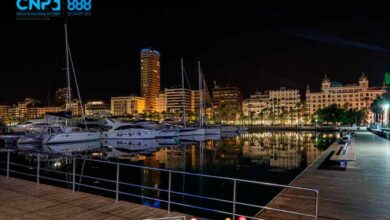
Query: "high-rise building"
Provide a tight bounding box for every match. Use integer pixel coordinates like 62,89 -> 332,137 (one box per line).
165,88 -> 192,113
156,92 -> 167,113
212,83 -> 243,110
140,48 -> 160,112
306,73 -> 385,122
111,96 -> 145,116
191,90 -> 209,112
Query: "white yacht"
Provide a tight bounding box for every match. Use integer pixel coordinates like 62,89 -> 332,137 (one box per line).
9,119 -> 49,133
179,127 -> 206,136
101,124 -> 160,139
156,128 -> 179,138
40,24 -> 101,145
43,125 -> 101,144
17,132 -> 45,144
204,126 -> 221,135
178,59 -> 206,136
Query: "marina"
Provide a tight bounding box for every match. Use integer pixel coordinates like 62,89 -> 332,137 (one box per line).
5,3 -> 390,219
0,130 -> 337,219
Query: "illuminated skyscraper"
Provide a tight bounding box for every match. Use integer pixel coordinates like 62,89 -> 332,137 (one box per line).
140,48 -> 160,112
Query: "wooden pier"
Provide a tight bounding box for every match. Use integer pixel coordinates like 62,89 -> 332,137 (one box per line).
257,131 -> 390,219
0,176 -> 187,220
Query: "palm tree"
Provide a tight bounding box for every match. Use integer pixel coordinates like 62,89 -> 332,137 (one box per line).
278,106 -> 288,125
249,111 -> 255,125
259,109 -> 265,126
371,96 -> 383,124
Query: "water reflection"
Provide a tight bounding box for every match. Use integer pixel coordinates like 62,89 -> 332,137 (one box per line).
3,131 -> 338,218
9,131 -> 338,176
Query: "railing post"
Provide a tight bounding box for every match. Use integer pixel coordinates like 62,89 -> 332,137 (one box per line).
116,163 -> 119,203
315,190 -> 319,220
168,171 -> 172,213
72,157 -> 76,192
6,150 -> 10,178
36,154 -> 40,185
232,179 -> 237,220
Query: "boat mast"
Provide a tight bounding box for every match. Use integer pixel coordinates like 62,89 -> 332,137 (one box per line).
198,61 -> 203,128
64,24 -> 71,112
181,58 -> 187,128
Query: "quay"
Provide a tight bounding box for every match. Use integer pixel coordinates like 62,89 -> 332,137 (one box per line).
0,176 -> 186,220
257,131 -> 390,219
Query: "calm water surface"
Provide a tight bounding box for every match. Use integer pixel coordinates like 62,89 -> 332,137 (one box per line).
0,131 -> 337,219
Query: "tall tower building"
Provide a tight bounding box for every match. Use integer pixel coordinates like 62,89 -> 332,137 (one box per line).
140,48 -> 160,112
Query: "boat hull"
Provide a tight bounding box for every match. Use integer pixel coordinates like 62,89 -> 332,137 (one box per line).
43,132 -> 101,144
101,129 -> 159,139
179,128 -> 206,136
17,134 -> 43,144
155,129 -> 178,138
205,127 -> 221,135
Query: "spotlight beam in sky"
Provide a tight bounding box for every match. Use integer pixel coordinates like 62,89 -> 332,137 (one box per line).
283,29 -> 390,54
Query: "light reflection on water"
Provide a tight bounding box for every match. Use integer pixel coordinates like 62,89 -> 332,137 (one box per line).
2,131 -> 338,218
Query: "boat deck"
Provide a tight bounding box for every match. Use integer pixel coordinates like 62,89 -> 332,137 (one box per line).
0,176 -> 187,220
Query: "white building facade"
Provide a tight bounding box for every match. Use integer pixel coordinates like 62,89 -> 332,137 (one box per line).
306,73 -> 385,122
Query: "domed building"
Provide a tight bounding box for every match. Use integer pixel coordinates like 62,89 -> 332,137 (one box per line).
305,73 -> 385,123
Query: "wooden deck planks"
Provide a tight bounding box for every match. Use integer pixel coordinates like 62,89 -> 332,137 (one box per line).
0,176 -> 187,220
257,131 -> 390,220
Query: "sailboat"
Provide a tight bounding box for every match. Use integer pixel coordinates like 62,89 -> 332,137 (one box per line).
178,59 -> 206,136
197,61 -> 220,135
42,24 -> 100,144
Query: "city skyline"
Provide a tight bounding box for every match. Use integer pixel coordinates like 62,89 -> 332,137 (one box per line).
2,2 -> 390,104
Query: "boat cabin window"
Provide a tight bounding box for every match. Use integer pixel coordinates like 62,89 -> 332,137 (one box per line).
114,125 -> 144,130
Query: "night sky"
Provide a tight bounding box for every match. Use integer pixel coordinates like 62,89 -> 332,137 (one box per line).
2,1 -> 390,104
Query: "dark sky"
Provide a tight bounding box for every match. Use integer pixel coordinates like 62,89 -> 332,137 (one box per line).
2,1 -> 390,104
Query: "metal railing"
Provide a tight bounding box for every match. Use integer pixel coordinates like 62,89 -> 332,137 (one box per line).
0,149 -> 319,220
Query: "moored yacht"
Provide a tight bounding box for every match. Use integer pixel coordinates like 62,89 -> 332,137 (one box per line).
101,124 -> 160,139
41,24 -> 101,145
17,132 -> 45,144
178,58 -> 206,136
204,126 -> 221,135
156,128 -> 179,138
43,125 -> 101,144
179,127 -> 206,136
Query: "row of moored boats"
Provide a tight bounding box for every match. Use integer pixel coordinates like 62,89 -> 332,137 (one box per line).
1,118 -> 247,145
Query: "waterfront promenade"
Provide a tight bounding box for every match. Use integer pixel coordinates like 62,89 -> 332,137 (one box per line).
0,176 -> 186,220
257,131 -> 390,219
